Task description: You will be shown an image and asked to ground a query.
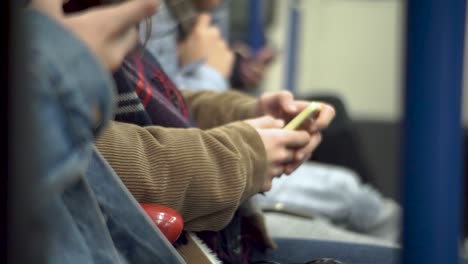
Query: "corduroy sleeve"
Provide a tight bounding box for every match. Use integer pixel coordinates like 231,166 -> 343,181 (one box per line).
181,90 -> 258,129
95,121 -> 267,231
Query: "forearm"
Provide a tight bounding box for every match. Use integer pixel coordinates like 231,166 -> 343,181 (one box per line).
182,89 -> 257,129
95,121 -> 267,231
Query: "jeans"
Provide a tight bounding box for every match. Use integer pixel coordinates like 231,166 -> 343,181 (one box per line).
45,149 -> 185,264
250,239 -> 400,264
19,9 -> 185,264
250,238 -> 468,264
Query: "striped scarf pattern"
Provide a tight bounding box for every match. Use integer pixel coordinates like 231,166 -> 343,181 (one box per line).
112,48 -> 192,128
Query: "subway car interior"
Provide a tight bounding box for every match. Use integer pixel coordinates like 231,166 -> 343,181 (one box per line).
9,0 -> 468,263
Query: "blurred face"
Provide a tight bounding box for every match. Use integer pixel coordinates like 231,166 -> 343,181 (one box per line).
191,0 -> 221,12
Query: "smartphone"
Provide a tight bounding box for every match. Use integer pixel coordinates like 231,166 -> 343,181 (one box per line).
283,102 -> 322,130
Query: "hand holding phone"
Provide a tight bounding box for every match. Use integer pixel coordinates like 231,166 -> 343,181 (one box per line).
284,102 -> 322,130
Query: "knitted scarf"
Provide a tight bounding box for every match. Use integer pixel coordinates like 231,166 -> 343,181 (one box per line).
113,47 -> 191,128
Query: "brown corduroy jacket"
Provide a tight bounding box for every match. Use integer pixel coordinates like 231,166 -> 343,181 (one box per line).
96,90 -> 276,263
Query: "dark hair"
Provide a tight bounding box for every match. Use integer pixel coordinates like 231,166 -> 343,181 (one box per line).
63,0 -> 152,48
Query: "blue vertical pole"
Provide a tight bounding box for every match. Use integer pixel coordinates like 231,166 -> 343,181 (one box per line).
402,0 -> 466,263
284,0 -> 301,94
248,0 -> 265,53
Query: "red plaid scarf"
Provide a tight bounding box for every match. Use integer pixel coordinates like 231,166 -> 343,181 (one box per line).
113,48 -> 191,128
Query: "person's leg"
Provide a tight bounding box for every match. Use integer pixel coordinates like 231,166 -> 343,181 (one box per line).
251,238 -> 468,264
250,238 -> 400,264
84,149 -> 185,263
255,162 -> 401,243
262,213 -> 398,248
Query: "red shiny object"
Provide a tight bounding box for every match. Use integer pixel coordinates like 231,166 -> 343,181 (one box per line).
140,203 -> 184,244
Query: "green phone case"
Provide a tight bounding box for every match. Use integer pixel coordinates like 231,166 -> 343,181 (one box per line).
284,102 -> 322,130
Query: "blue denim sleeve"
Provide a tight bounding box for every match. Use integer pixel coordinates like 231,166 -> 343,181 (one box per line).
24,10 -> 116,197
22,11 -> 187,264
27,10 -> 116,138
175,63 -> 230,92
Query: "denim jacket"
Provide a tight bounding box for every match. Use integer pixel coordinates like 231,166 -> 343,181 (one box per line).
24,9 -> 185,264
